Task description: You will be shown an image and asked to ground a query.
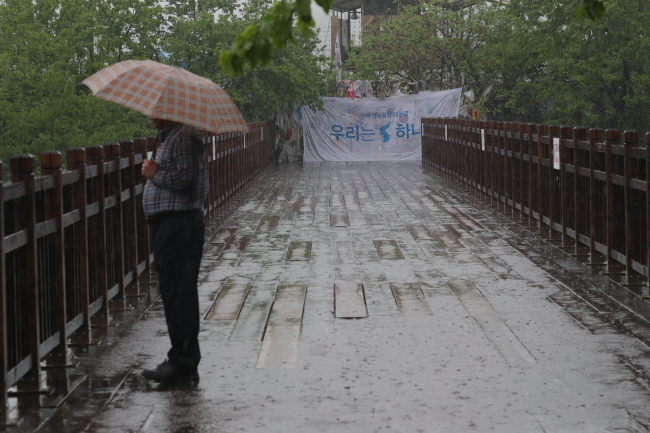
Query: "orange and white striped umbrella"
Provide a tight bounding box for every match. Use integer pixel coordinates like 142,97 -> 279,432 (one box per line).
82,60 -> 248,134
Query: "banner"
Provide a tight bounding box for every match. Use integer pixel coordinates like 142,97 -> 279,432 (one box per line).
303,88 -> 462,162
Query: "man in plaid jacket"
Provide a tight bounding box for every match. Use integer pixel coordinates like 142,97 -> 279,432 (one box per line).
140,118 -> 208,383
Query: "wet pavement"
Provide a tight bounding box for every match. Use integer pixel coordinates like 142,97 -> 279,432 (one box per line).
8,161 -> 650,432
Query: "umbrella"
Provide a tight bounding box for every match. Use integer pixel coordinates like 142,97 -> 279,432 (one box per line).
82,60 -> 248,134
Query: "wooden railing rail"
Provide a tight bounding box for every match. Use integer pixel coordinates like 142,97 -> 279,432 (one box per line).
422,118 -> 650,290
0,121 -> 273,417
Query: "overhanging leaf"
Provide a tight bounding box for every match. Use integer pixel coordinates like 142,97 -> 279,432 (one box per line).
577,0 -> 606,21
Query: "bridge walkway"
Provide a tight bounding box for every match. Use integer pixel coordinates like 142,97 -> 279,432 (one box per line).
12,161 -> 650,432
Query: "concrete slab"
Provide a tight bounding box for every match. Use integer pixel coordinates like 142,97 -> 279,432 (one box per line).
204,284 -> 251,320
334,283 -> 368,319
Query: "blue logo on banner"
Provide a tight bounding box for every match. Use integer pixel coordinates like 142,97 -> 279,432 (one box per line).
379,123 -> 391,143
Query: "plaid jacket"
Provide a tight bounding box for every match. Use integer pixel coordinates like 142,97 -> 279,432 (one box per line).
143,122 -> 208,218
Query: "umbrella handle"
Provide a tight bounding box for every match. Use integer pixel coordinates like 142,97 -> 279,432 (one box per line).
151,129 -> 161,161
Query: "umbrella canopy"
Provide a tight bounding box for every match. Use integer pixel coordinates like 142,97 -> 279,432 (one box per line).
82,60 -> 248,134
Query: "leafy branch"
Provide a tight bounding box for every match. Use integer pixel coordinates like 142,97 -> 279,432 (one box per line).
577,0 -> 606,21
219,0 -> 334,76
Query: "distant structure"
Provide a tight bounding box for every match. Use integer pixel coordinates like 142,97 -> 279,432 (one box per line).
330,0 -> 410,67
330,0 -> 468,69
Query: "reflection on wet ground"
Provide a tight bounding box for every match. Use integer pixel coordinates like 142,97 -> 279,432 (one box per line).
7,161 -> 650,432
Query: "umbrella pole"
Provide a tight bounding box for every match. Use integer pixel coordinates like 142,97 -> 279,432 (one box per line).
151,129 -> 161,161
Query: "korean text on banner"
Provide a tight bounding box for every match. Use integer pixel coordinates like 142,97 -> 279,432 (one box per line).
302,89 -> 462,162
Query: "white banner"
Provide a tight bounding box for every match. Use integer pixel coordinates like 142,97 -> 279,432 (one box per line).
303,89 -> 462,162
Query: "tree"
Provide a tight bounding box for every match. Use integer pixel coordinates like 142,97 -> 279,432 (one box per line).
56,0 -> 164,76
577,0 -> 606,21
163,0 -> 329,122
489,0 -> 650,132
0,0 -> 160,170
0,0 -> 328,175
220,0 -> 608,76
219,0 -> 335,76
161,0 -> 237,74
346,0 -> 502,104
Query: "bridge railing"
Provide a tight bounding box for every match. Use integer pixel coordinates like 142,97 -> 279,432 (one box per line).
422,118 -> 650,290
0,121 -> 273,414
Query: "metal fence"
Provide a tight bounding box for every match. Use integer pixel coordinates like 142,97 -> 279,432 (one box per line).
422,118 -> 650,288
0,122 -> 273,408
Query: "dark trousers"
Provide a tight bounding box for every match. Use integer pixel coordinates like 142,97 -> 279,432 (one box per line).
149,210 -> 204,373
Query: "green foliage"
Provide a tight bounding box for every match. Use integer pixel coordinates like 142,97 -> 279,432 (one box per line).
344,0 -> 647,132
577,0 -> 606,21
490,0 -> 650,133
219,0 -> 335,76
222,0 -> 609,79
160,0 -> 237,74
0,0 -> 160,172
0,0 -> 327,175
163,0 -> 329,122
346,0 -> 502,110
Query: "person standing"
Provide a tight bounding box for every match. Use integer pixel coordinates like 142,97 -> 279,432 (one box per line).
82,60 -> 247,379
140,118 -> 208,383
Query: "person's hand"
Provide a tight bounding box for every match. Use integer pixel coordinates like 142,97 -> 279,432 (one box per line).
142,160 -> 158,180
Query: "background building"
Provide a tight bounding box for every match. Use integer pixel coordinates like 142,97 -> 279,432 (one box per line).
331,0 -> 412,65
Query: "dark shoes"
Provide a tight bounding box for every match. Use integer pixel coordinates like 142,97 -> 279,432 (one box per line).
142,360 -> 199,383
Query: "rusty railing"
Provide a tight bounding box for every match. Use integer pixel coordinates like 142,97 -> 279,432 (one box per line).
422,118 -> 650,289
0,121 -> 273,411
